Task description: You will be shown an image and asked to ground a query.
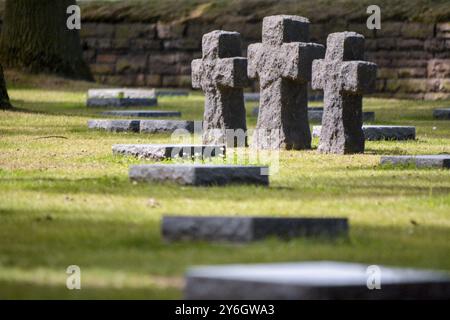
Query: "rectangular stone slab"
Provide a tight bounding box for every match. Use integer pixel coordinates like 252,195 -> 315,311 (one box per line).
87,88 -> 157,107
433,108 -> 450,120
308,110 -> 375,122
162,216 -> 348,242
102,110 -> 181,118
139,120 -> 195,133
313,125 -> 416,141
87,119 -> 140,132
381,155 -> 450,168
155,89 -> 189,97
185,261 -> 450,299
87,119 -> 195,133
112,144 -> 225,160
251,107 -> 375,123
129,164 -> 269,186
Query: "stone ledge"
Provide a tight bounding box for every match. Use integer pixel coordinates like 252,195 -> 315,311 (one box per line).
162,216 -> 348,242
380,155 -> 450,168
129,164 -> 269,186
185,262 -> 450,299
102,110 -> 181,117
313,125 -> 416,141
113,144 -> 225,160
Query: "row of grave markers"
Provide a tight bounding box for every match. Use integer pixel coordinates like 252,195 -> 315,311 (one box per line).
84,15 -> 450,299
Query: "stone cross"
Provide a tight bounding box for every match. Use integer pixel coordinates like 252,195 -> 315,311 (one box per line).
192,30 -> 248,147
248,15 -> 325,150
312,32 -> 377,154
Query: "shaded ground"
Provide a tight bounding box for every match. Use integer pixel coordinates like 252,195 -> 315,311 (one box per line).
0,72 -> 449,299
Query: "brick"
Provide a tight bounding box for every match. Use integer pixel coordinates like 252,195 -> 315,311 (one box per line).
156,22 -> 186,39
115,23 -> 156,39
401,23 -> 434,39
428,59 -> 450,78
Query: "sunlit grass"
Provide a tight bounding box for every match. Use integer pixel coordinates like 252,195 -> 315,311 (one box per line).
0,81 -> 450,299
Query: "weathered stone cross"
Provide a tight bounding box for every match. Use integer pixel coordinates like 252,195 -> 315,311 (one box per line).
248,15 -> 325,150
192,30 -> 248,147
312,32 -> 377,154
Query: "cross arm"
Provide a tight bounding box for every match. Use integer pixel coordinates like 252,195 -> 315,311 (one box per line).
341,61 -> 377,94
247,43 -> 263,80
191,59 -> 203,89
215,57 -> 249,88
281,43 -> 325,82
311,59 -> 327,90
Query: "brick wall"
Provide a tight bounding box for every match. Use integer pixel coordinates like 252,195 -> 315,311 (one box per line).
80,19 -> 450,99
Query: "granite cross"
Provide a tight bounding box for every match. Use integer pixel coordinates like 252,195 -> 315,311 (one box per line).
192,30 -> 248,147
312,32 -> 377,154
248,15 -> 325,150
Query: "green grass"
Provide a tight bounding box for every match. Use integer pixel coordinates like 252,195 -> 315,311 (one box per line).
1,74 -> 450,299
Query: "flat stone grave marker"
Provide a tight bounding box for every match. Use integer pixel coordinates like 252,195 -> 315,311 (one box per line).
155,89 -> 189,97
113,144 -> 225,160
87,88 -> 157,107
381,155 -> 450,168
129,164 -> 269,186
87,119 -> 140,132
102,110 -> 181,118
244,92 -> 260,102
139,120 -> 195,133
433,108 -> 450,120
87,119 -> 195,133
185,261 -> 450,299
251,106 -> 375,122
162,216 -> 348,242
313,125 -> 416,141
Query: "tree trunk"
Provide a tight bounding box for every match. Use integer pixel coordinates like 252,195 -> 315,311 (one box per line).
0,64 -> 12,110
0,0 -> 92,80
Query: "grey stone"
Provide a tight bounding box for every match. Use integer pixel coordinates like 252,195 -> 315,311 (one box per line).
251,106 -> 375,122
248,15 -> 325,150
87,119 -> 140,132
140,120 -> 195,133
308,109 -> 375,123
87,119 -> 195,133
113,144 -> 225,160
192,31 -> 248,147
87,88 -> 157,107
244,92 -> 260,102
129,164 -> 269,186
155,89 -> 189,97
185,261 -> 450,299
381,155 -> 450,168
433,108 -> 450,119
162,216 -> 348,242
312,125 -> 416,141
102,110 -> 181,118
312,32 -> 377,154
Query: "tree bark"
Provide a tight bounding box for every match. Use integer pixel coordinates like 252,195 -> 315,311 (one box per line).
0,0 -> 92,80
0,64 -> 12,110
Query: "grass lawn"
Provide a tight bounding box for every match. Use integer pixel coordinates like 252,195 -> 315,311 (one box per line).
0,73 -> 450,299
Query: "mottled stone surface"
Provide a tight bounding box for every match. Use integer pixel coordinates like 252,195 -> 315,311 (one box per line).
88,119 -> 195,133
248,15 -> 325,150
87,119 -> 140,132
313,125 -> 416,141
433,108 -> 450,119
381,155 -> 450,168
312,32 -> 377,154
139,120 -> 195,133
102,110 -> 181,117
185,261 -> 450,299
162,216 -> 348,242
129,164 -> 269,186
87,88 -> 157,107
113,144 -> 225,160
192,31 -> 248,147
